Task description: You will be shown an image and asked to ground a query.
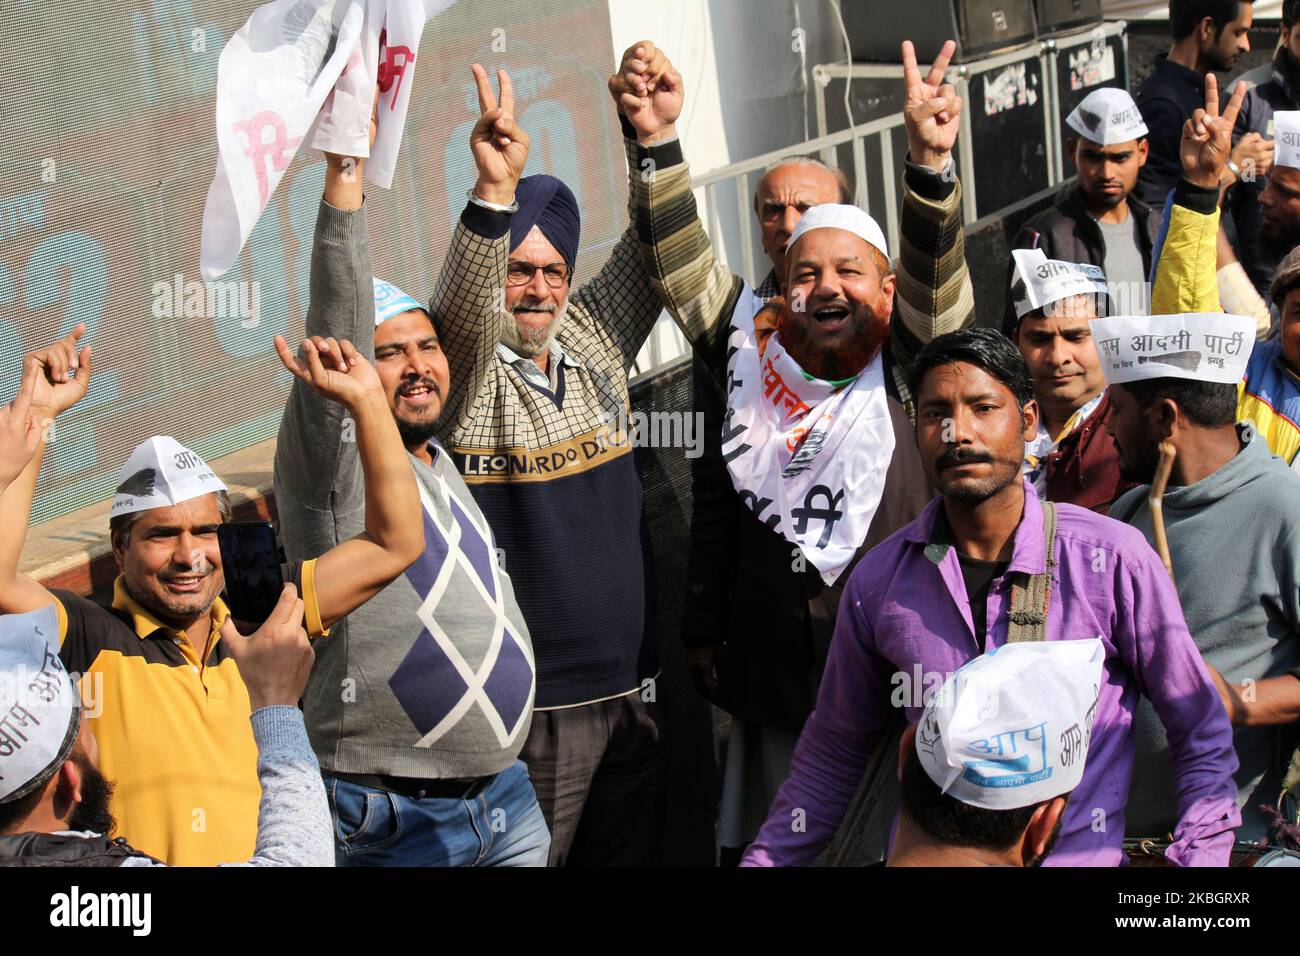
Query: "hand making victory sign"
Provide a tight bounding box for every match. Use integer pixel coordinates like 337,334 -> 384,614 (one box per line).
469,63 -> 530,207
608,41 -> 684,146
1180,73 -> 1248,190
901,39 -> 963,174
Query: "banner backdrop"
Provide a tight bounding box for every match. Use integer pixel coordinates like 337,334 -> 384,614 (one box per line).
0,0 -> 623,524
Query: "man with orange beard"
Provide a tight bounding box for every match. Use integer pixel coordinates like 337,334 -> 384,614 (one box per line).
616,39 -> 975,860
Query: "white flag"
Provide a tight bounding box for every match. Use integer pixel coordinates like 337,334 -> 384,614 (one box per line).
200,0 -> 457,280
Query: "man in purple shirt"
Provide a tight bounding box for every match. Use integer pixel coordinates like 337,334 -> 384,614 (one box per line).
743,328 -> 1240,867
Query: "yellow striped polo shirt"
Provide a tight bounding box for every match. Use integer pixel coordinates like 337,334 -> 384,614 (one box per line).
50,561 -> 322,866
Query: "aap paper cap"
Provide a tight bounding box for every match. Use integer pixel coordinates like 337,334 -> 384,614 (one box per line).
1066,88 -> 1148,146
1088,313 -> 1255,386
1011,248 -> 1110,319
0,604 -> 80,804
788,204 -> 889,261
1273,111 -> 1300,170
373,277 -> 425,328
915,639 -> 1105,811
110,436 -> 228,519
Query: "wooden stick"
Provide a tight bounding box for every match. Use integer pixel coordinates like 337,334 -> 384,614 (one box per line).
1149,441 -> 1177,584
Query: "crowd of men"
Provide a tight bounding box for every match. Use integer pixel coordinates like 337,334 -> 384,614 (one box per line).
0,5 -> 1299,868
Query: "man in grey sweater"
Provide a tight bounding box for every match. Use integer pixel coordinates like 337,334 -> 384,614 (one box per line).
274,71 -> 546,866
1104,314 -> 1300,842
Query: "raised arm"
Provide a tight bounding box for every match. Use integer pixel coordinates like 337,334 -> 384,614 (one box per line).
430,65 -> 527,427
273,335 -> 423,629
1150,75 -> 1245,316
892,40 -> 975,376
616,42 -> 745,374
274,137 -> 377,524
0,328 -> 92,616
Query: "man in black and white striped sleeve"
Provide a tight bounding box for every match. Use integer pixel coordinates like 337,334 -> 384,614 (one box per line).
610,38 -> 976,861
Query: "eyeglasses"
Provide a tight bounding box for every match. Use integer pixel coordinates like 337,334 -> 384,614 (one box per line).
506,261 -> 571,289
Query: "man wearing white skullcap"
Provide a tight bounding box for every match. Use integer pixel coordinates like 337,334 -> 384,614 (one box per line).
0,324 -> 423,864
889,640 -> 1105,867
624,39 -> 973,861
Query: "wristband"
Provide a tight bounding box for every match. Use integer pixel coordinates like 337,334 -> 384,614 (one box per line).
466,188 -> 518,213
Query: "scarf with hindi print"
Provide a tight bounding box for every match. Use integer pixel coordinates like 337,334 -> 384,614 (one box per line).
722,287 -> 895,586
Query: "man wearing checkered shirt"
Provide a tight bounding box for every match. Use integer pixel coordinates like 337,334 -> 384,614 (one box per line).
421,62 -> 726,866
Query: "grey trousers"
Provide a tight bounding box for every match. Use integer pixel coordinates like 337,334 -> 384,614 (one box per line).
520,691 -> 668,866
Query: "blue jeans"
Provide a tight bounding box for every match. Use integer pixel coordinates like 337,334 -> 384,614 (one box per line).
324,761 -> 550,867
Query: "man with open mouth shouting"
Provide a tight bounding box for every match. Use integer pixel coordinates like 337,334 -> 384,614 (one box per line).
620,38 -> 975,860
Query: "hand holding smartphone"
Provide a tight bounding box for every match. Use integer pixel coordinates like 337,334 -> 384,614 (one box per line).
217,521 -> 286,628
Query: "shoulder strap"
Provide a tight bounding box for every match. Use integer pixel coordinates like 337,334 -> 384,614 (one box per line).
1006,501 -> 1058,643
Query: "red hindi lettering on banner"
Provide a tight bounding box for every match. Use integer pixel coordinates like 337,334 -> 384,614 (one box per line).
232,110 -> 302,207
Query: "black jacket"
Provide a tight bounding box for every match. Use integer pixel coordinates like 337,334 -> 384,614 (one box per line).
0,832 -> 156,866
1006,184 -> 1159,333
681,345 -> 931,733
1135,54 -> 1207,208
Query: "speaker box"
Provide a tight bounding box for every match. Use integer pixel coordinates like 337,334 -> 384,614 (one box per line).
1035,0 -> 1102,36
1050,25 -> 1129,175
838,0 -> 1039,63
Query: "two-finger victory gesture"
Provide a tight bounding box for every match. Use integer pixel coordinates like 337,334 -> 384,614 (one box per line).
902,40 -> 963,174
1180,73 -> 1247,190
470,63 -> 530,206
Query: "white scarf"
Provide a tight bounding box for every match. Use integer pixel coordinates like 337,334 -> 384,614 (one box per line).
201,0 -> 456,280
722,287 -> 895,585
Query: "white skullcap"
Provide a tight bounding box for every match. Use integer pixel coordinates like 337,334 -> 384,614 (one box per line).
1273,111 -> 1300,171
0,604 -> 80,804
1089,313 -> 1256,386
1011,248 -> 1110,319
915,639 -> 1105,811
788,203 -> 889,260
110,436 -> 228,519
1066,88 -> 1148,146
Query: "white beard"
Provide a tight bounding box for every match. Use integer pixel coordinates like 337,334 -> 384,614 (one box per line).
501,300 -> 567,358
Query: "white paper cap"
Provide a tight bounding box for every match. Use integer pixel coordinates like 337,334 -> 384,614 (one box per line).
1011,248 -> 1110,319
1274,111 -> 1300,170
915,639 -> 1105,811
1066,88 -> 1148,146
1088,313 -> 1255,386
788,203 -> 889,260
0,604 -> 79,804
373,277 -> 425,328
110,436 -> 229,519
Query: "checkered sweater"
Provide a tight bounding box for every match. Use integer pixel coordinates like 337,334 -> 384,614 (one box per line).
428,138 -> 727,707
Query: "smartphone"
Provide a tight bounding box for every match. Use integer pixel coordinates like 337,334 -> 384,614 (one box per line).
217,521 -> 285,628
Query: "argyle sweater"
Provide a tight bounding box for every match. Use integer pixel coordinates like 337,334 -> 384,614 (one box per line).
274,201 -> 535,778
